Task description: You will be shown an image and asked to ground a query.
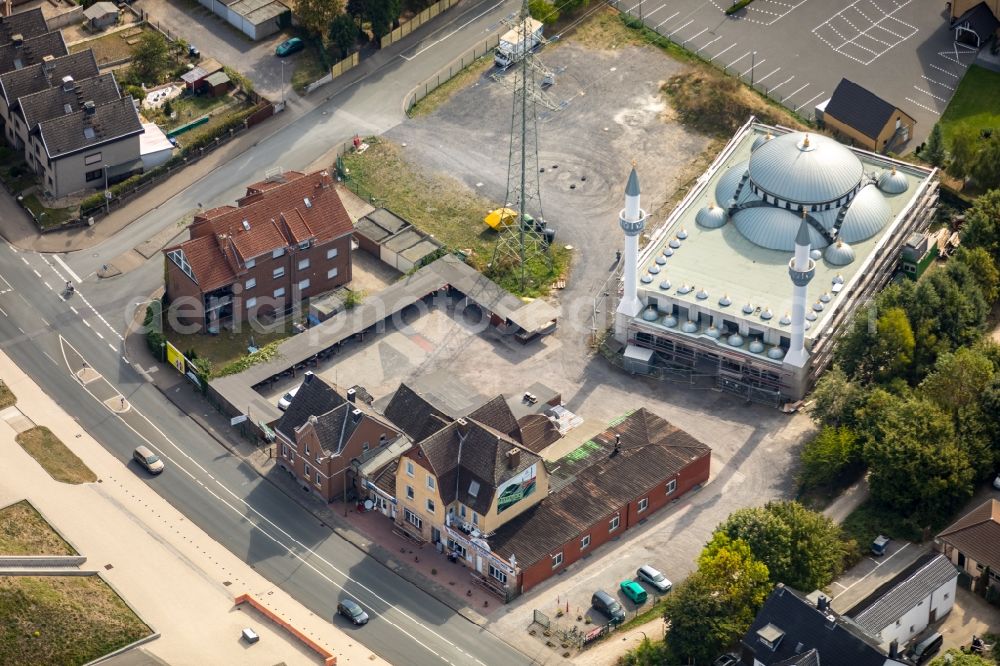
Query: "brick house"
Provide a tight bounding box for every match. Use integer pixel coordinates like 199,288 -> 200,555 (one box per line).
163,170 -> 353,333
936,498 -> 1000,593
275,372 -> 402,502
487,408 -> 711,596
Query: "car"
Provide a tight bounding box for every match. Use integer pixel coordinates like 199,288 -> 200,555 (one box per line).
871,534 -> 890,556
713,654 -> 739,666
187,44 -> 200,58
592,590 -> 626,624
277,385 -> 300,411
636,564 -> 672,593
133,445 -> 164,474
337,598 -> 369,625
275,37 -> 304,57
620,579 -> 648,604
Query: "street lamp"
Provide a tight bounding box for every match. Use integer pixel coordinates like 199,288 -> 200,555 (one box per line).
103,163 -> 110,215
281,59 -> 286,106
750,51 -> 757,87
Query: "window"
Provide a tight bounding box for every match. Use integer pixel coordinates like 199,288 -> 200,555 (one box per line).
666,479 -> 677,495
273,266 -> 285,279
472,512 -> 478,526
426,475 -> 435,490
273,287 -> 286,298
551,552 -> 563,568
405,508 -> 422,530
449,539 -> 468,559
609,514 -> 620,532
406,485 -> 414,500
305,444 -> 310,457
272,247 -> 285,258
167,249 -> 194,280
245,297 -> 257,309
406,461 -> 414,477
245,258 -> 256,269
327,267 -> 339,279
362,442 -> 370,452
298,240 -> 311,250
426,498 -> 435,514
489,564 -> 507,584
327,247 -> 339,259
85,169 -> 103,182
580,535 -> 591,550
468,480 -> 480,497
245,277 -> 256,290
298,258 -> 310,270
84,151 -> 102,165
379,434 -> 387,445
459,504 -> 466,518
638,498 -> 649,513
298,278 -> 310,291
304,464 -> 311,479
282,444 -> 289,458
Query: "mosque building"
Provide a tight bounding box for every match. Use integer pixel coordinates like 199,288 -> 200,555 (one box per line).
614,119 -> 939,405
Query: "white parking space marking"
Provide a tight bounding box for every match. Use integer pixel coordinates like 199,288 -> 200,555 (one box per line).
668,19 -> 693,37
742,59 -> 766,77
685,27 -> 708,43
921,75 -> 954,90
769,75 -> 796,92
812,0 -> 917,66
698,35 -> 722,52
643,4 -> 666,19
654,12 -> 678,29
796,91 -> 826,111
929,63 -> 959,78
756,67 -> 781,83
710,0 -> 811,26
913,85 -> 947,103
786,82 -> 810,99
906,96 -> 940,113
713,43 -> 738,59
727,51 -> 752,68
0,274 -> 12,295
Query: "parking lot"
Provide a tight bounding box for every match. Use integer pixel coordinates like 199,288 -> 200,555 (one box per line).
829,539 -> 928,613
134,0 -> 297,100
615,0 -> 975,145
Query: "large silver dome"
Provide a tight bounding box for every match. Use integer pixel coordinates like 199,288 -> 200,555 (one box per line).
838,184 -> 892,243
716,160 -> 749,206
731,207 -> 830,250
748,132 -> 864,205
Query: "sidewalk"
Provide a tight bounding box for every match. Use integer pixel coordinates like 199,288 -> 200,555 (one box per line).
123,319 -> 492,628
823,475 -> 870,524
0,351 -> 387,666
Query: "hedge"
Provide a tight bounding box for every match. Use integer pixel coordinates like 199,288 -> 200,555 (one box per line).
725,0 -> 755,14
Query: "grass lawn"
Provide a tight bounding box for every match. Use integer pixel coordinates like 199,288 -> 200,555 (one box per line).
291,41 -> 328,94
937,65 -> 1000,145
68,26 -> 151,67
174,99 -> 253,148
341,138 -> 569,296
166,321 -> 294,377
0,381 -> 15,409
0,500 -> 76,556
21,195 -> 75,230
153,94 -> 233,131
0,575 -> 152,666
0,146 -> 35,194
840,499 -> 922,562
15,426 -> 97,485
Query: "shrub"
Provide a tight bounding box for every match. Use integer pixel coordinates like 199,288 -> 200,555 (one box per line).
725,0 -> 755,14
799,426 -> 862,489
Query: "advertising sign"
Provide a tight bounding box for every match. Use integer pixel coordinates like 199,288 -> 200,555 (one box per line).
165,341 -> 186,375
496,463 -> 537,514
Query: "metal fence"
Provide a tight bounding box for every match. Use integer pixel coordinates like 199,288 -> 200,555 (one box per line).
405,35 -> 500,112
381,0 -> 457,49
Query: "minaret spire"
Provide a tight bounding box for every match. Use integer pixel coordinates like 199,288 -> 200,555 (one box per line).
785,212 -> 815,367
615,166 -> 649,341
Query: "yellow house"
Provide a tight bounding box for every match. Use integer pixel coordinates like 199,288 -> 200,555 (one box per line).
822,79 -> 915,154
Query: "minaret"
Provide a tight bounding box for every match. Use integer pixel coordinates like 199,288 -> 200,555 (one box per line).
616,166 -> 648,325
785,213 -> 815,367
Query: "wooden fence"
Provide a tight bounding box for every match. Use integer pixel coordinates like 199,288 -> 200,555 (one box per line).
380,0 -> 457,48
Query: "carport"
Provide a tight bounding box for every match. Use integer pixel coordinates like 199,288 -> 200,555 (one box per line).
951,2 -> 1000,48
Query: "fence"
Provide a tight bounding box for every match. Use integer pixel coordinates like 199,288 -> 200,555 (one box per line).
44,5 -> 83,30
405,35 -> 500,112
381,0 -> 457,49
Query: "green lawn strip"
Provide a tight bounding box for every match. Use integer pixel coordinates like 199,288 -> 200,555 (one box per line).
154,94 -> 233,131
937,65 -> 1000,145
0,380 -> 15,409
0,500 -> 76,556
15,427 -> 97,485
20,195 -> 75,229
166,322 -> 292,377
0,575 -> 151,666
68,26 -> 151,65
291,42 -> 328,94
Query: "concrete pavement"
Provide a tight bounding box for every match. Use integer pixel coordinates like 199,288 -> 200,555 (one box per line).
0,350 -> 387,666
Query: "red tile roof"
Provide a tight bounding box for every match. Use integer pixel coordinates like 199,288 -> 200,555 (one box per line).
168,170 -> 351,291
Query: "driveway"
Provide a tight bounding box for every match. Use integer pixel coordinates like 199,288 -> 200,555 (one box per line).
134,0 -> 297,100
829,540 -> 929,613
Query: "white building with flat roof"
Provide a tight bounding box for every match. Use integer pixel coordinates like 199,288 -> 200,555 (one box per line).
614,119 -> 939,405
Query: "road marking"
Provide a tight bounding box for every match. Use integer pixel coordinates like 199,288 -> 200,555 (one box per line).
668,19 -> 693,37
108,343 -> 117,352
712,43 -> 737,59
769,75 -> 795,92
32,269 -> 41,278
685,27 -> 708,43
785,82 -> 810,99
831,543 -> 911,601
400,0 -> 505,61
727,51 -> 752,69
70,306 -> 79,315
698,35 -> 722,52
8,246 -> 16,254
796,91 -> 825,111
929,63 -> 959,78
654,11 -> 678,29
45,282 -> 53,291
643,4 -> 665,19
40,317 -> 49,327
742,59 -> 766,78
20,257 -> 29,266
83,319 -> 92,328
921,75 -> 954,91
905,96 -> 939,113
53,255 -> 82,283
756,67 -> 781,83
913,85 -> 947,102
58,337 -> 521,666
0,306 -> 6,317
95,330 -> 104,340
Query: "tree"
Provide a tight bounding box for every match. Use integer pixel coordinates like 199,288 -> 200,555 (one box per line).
129,32 -> 170,85
920,347 -> 994,421
834,305 -> 914,384
664,534 -> 770,664
617,637 -> 673,666
799,426 -> 862,489
962,188 -> 1000,258
328,12 -> 360,59
529,0 -> 560,23
954,246 -> 1000,304
808,365 -> 867,429
923,123 -> 946,167
863,395 -> 974,524
929,649 -> 993,666
296,0 -> 344,37
719,502 -> 849,591
948,128 -> 979,180
971,134 -> 1000,190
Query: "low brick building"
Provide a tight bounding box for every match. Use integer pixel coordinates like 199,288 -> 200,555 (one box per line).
275,372 -> 402,502
163,170 -> 353,333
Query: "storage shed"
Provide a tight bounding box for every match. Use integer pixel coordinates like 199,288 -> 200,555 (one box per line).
83,2 -> 118,30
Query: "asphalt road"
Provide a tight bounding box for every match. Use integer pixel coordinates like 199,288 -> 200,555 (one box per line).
0,1 -> 536,663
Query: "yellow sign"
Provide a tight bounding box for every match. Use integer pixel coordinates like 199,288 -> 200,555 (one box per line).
165,341 -> 186,375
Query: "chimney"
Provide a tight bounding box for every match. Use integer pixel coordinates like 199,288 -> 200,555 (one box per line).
507,447 -> 520,470
61,75 -> 74,92
308,415 -> 318,425
888,640 -> 899,659
456,417 -> 470,436
83,100 -> 96,115
303,370 -> 314,384
611,433 -> 621,457
346,388 -> 356,403
351,408 -> 362,423
816,595 -> 828,611
11,33 -> 22,47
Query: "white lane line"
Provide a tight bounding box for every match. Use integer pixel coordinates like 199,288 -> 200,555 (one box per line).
929,63 -> 959,78
699,35 -> 722,52
0,306 -> 6,317
727,51 -> 752,69
53,255 -> 82,283
643,4 -> 665,19
921,75 -> 954,90
45,282 -> 53,291
756,67 -> 781,83
905,96 -> 939,113
770,75 -> 795,91
796,91 -> 825,111
82,319 -> 92,328
70,306 -> 79,315
668,19 -> 693,37
8,246 -> 16,254
32,269 -> 41,278
58,336 -> 493,666
95,330 -> 105,340
40,317 -> 49,327
685,27 -> 708,43
399,0 -> 505,61
713,42 -> 737,59
20,257 -> 29,265
914,85 -> 947,102
108,343 -> 117,352
786,82 -> 810,99
654,11 -> 678,29
742,59 -> 767,78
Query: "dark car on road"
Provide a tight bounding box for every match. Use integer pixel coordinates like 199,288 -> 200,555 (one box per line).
275,37 -> 304,57
337,598 -> 369,625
